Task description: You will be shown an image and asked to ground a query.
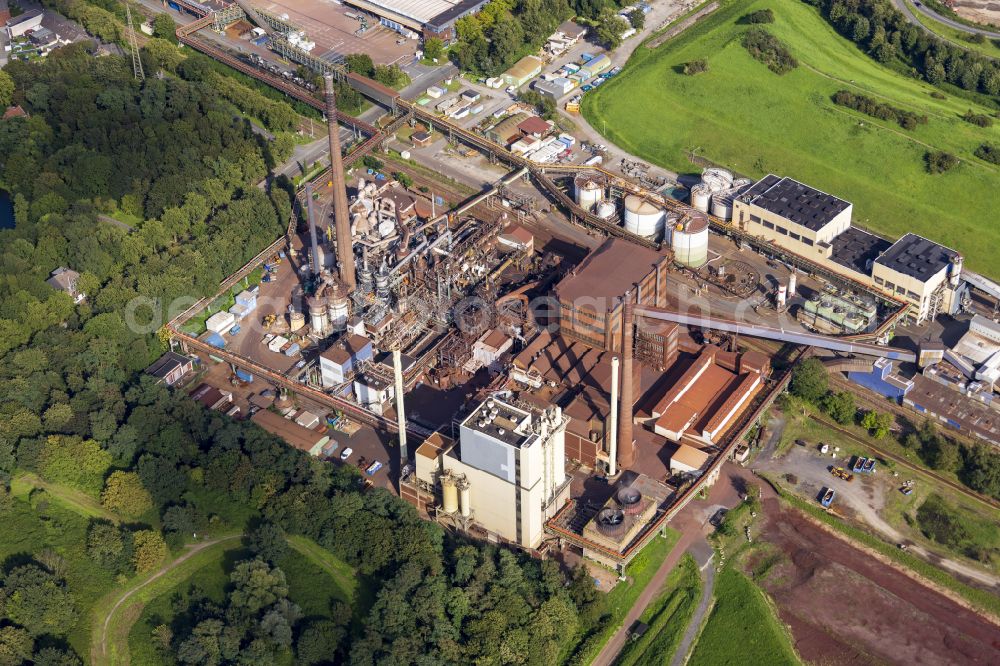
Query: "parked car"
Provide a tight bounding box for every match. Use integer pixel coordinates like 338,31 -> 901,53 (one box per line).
340,447 -> 353,461
709,508 -> 728,527
366,461 -> 383,476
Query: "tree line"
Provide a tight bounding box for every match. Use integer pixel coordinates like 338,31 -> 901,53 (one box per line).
807,0 -> 1000,97
0,44 -> 611,664
832,89 -> 929,129
788,359 -> 1000,499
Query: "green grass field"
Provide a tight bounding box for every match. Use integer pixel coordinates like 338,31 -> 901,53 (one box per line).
613,554 -> 702,666
583,0 -> 1000,278
688,566 -> 800,666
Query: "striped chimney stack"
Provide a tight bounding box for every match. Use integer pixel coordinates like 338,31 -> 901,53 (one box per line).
324,75 -> 356,292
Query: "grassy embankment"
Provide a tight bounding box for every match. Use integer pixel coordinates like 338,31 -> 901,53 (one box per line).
612,554 -> 702,666
564,528 -> 679,665
903,0 -> 1000,59
583,0 -> 1000,279
688,565 -> 801,666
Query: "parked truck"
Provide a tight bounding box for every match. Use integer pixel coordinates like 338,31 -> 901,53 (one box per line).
820,488 -> 836,508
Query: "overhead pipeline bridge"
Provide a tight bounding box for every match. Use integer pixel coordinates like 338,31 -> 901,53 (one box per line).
633,305 -> 916,362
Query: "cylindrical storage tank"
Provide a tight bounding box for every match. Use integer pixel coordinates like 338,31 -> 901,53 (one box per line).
671,212 -> 710,268
595,200 -> 616,219
662,211 -> 681,245
732,177 -> 753,191
307,295 -> 328,336
787,272 -> 797,297
574,173 -> 605,209
458,478 -> 471,517
378,220 -> 396,238
777,284 -> 787,308
710,191 -> 734,220
623,194 -> 665,239
690,184 -> 711,212
701,167 -> 734,192
289,310 -> 305,332
441,473 -> 458,514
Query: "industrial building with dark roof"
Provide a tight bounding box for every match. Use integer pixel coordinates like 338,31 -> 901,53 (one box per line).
874,233 -> 960,281
739,175 -> 851,232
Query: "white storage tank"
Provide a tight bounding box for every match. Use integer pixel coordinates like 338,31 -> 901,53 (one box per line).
701,167 -> 734,192
458,477 -> 471,517
574,173 -> 606,209
289,310 -> 305,332
710,191 -> 734,220
441,472 -> 459,514
690,184 -> 711,212
328,291 -> 350,332
595,200 -> 616,219
671,212 -> 710,268
623,194 -> 665,239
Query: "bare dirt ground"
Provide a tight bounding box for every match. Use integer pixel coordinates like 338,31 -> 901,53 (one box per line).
953,0 -> 1000,28
756,497 -> 1000,666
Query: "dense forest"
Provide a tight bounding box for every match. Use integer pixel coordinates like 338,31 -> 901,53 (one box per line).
807,0 -> 1000,98
0,45 -> 607,664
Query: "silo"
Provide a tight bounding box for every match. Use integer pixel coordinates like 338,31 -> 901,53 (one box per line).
595,200 -> 616,219
623,194 -> 665,239
441,472 -> 459,514
289,309 -> 305,332
574,172 -> 606,209
307,293 -> 328,337
690,184 -> 711,212
457,476 -> 471,517
328,293 -> 349,331
787,272 -> 797,297
662,211 -> 682,245
671,212 -> 710,268
777,284 -> 787,309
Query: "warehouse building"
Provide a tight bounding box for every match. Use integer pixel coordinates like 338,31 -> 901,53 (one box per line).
410,398 -> 571,550
344,0 -> 488,41
733,174 -> 852,260
503,55 -> 543,88
734,174 -> 963,324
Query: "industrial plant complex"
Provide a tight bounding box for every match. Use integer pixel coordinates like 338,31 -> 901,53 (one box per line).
115,0 -> 1000,605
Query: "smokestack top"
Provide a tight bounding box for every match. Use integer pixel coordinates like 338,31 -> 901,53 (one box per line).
324,72 -> 357,291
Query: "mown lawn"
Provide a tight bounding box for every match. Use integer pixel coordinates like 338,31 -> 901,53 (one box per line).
688,566 -> 800,666
583,0 -> 1000,278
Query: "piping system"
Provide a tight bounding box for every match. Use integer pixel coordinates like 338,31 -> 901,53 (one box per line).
617,293 -> 636,469
608,355 -> 620,477
325,75 -> 356,291
632,306 -> 916,362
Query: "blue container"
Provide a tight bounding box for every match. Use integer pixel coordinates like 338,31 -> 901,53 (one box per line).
235,368 -> 254,383
284,343 -> 300,356
205,331 -> 226,349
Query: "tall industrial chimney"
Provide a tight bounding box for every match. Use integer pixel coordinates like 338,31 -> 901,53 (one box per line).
617,293 -> 636,469
608,355 -> 620,477
324,75 -> 356,292
305,183 -> 321,276
393,348 -> 408,464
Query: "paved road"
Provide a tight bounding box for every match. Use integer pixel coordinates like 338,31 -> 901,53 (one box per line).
892,0 -> 1000,38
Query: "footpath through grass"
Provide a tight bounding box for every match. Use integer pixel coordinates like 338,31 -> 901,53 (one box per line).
688,565 -> 800,666
583,0 -> 1000,278
613,554 -> 702,666
565,528 -> 679,665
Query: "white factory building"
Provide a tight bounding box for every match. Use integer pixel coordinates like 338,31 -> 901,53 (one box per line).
413,398 -> 571,550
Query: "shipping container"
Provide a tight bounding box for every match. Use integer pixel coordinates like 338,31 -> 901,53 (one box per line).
206,311 -> 236,334
205,331 -> 226,349
235,368 -> 254,383
284,343 -> 300,356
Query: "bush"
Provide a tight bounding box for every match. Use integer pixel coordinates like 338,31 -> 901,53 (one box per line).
789,358 -> 828,403
745,8 -> 775,23
741,27 -> 797,74
930,91 -> 947,99
974,143 -> 1000,164
831,90 -> 927,130
362,155 -> 384,171
962,109 -> 993,127
924,150 -> 958,174
393,171 -> 413,188
965,32 -> 986,44
683,59 -> 710,75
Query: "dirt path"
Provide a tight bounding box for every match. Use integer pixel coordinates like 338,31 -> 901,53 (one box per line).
670,556 -> 716,666
92,535 -> 241,666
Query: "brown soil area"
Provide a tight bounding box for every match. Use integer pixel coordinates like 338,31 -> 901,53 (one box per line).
756,497 -> 1000,666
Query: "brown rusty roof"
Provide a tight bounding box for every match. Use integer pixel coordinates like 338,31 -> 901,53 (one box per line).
555,238 -> 665,305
